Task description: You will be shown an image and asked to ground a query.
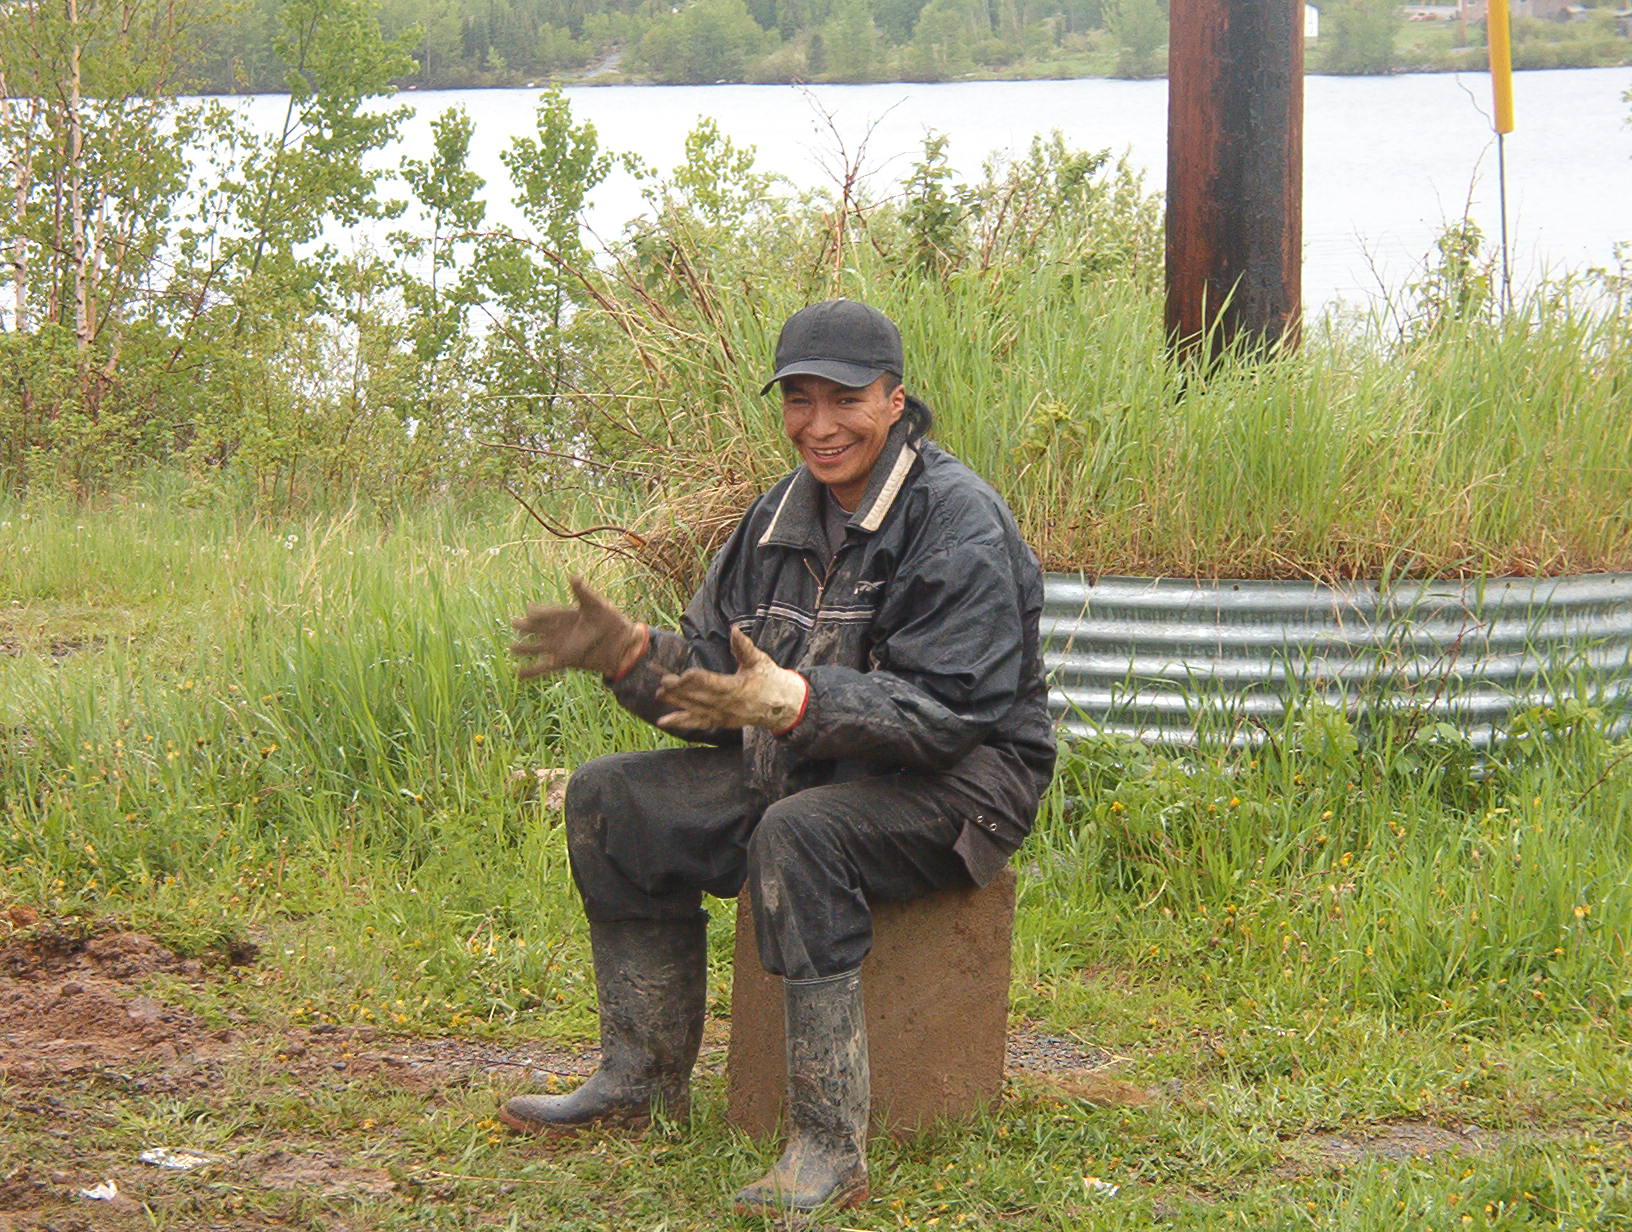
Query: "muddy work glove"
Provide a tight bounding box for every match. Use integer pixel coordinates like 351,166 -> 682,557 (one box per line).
656,628 -> 809,735
510,575 -> 647,680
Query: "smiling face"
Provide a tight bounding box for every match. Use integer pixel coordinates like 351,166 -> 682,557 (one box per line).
779,373 -> 906,511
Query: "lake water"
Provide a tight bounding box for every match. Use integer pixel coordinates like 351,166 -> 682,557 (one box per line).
235,67 -> 1632,313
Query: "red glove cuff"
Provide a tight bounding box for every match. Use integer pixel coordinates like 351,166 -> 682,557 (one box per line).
771,675 -> 810,737
608,624 -> 650,683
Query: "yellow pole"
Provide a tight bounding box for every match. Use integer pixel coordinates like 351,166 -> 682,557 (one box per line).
1486,0 -> 1515,308
1487,0 -> 1515,134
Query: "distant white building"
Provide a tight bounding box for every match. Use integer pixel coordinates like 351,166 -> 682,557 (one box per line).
1305,2 -> 1320,38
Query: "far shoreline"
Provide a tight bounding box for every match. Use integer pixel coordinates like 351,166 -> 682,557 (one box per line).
184,59 -> 1632,100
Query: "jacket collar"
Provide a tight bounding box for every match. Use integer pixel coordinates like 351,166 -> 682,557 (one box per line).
757,420 -> 921,550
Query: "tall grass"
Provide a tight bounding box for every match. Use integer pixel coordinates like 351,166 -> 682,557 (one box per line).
4,499 -> 1630,1045
1026,710 -> 1632,1030
0,493 -> 686,1026
547,137 -> 1632,582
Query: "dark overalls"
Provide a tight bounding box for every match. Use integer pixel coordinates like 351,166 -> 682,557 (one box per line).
565,423 -> 1057,980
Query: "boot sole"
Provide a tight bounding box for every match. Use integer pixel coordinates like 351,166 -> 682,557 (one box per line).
497,1104 -> 654,1137
732,1179 -> 869,1214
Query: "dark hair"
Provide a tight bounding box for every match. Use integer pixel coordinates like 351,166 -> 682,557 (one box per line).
882,374 -> 935,440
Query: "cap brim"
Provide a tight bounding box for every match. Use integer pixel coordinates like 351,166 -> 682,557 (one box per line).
760,359 -> 889,396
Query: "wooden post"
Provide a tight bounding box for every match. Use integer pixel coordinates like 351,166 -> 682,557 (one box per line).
1165,0 -> 1304,361
727,873 -> 1016,1137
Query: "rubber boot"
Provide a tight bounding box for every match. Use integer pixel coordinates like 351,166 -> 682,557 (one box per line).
499,917 -> 705,1134
733,968 -> 870,1213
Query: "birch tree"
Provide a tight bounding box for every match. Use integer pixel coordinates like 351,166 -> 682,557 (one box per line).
0,0 -> 415,493
0,0 -> 210,484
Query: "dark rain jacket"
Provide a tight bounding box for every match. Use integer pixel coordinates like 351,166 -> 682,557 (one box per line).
610,418 -> 1057,884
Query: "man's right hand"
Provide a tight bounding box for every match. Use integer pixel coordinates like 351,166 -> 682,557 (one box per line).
510,575 -> 646,680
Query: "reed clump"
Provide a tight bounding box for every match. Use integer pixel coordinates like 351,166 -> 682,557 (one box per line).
547,132 -> 1632,583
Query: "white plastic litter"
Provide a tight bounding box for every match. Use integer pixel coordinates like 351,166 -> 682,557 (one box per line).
79,1180 -> 120,1201
1082,1175 -> 1121,1197
139,1147 -> 215,1171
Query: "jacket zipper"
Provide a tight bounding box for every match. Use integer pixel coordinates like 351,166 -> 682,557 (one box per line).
803,548 -> 843,614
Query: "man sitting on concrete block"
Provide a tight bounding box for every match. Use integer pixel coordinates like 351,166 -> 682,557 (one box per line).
503,299 -> 1056,1214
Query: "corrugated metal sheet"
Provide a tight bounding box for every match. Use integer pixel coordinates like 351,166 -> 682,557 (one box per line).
1042,573 -> 1632,747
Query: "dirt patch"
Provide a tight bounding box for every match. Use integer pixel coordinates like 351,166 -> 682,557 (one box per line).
234,1148 -> 398,1199
0,921 -> 665,1101
264,1025 -> 616,1095
0,635 -> 91,660
0,928 -> 235,1089
1006,1026 -> 1114,1076
1006,1028 -> 1181,1108
0,1165 -> 144,1232
0,1169 -> 57,1221
1047,1072 -> 1168,1107
0,929 -> 429,1229
1287,1119 -> 1490,1170
0,925 -> 201,982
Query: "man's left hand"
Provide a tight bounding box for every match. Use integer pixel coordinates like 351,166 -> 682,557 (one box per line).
656,628 -> 809,735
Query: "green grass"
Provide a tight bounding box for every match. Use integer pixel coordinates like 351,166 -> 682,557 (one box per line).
2,497 -> 1631,1228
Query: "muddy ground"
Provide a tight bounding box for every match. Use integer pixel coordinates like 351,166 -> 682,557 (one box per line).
0,923 -> 1498,1231
0,921 -> 640,1231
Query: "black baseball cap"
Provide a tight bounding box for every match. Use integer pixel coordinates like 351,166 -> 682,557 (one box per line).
761,300 -> 904,395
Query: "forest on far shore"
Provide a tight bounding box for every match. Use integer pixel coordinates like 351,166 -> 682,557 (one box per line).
178,0 -> 1632,90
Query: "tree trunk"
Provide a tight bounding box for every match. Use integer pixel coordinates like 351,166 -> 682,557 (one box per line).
47,152 -> 63,327
67,0 -> 95,383
0,72 -> 36,333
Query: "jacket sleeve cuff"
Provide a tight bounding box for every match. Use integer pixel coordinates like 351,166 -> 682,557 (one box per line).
606,627 -> 689,716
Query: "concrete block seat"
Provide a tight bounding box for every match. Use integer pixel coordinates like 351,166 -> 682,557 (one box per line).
725,867 -> 1016,1136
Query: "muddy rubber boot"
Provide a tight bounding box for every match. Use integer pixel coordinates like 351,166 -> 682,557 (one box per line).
499,917 -> 705,1134
733,968 -> 870,1213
